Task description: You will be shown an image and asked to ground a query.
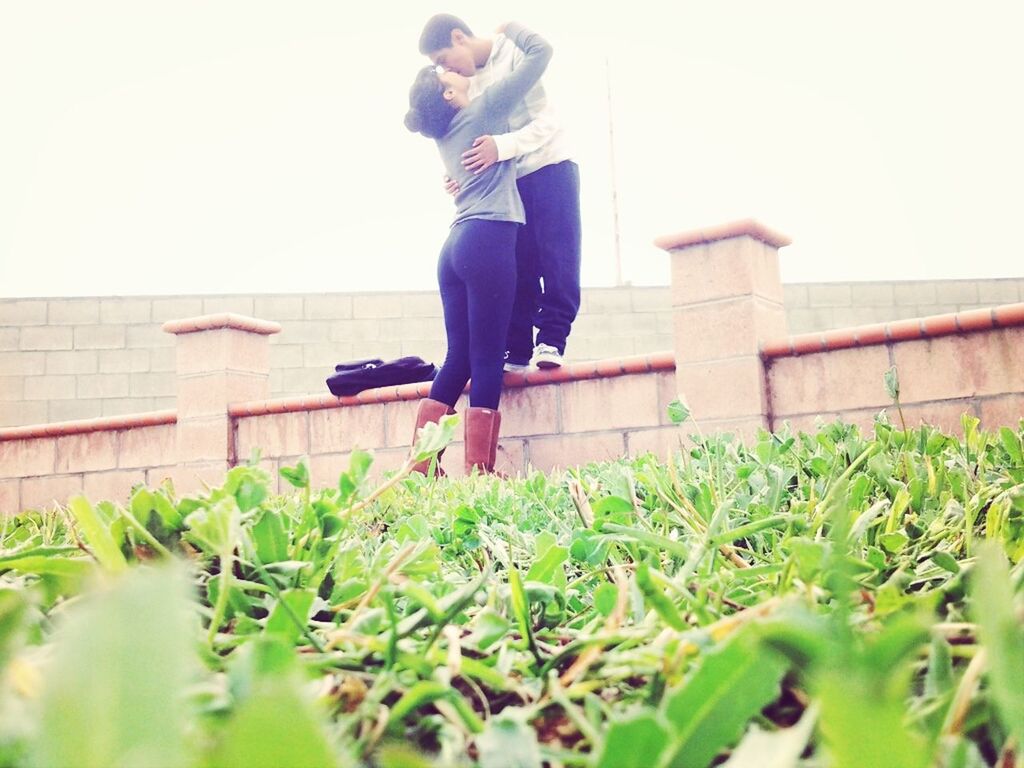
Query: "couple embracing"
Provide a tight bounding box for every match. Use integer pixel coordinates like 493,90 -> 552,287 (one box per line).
404,15 -> 581,476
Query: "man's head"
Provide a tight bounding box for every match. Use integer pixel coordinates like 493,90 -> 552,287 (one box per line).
419,14 -> 479,77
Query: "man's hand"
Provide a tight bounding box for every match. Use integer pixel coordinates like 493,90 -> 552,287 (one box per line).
443,175 -> 460,196
461,136 -> 499,174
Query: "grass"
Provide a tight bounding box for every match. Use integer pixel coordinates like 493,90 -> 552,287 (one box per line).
0,410 -> 1022,768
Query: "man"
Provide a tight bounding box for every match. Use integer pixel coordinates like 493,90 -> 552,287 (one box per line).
419,14 -> 581,371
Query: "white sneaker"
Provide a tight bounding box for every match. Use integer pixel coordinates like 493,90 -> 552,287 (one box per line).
503,361 -> 529,373
531,343 -> 563,369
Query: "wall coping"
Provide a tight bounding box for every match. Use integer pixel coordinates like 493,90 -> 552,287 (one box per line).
162,313 -> 282,336
229,351 -> 676,418
654,218 -> 792,251
761,302 -> 1024,359
0,410 -> 177,443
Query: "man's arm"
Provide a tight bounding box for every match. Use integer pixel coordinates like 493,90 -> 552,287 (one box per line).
461,111 -> 557,174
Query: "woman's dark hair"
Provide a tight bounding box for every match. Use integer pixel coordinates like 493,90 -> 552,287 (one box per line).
419,14 -> 473,56
404,66 -> 455,139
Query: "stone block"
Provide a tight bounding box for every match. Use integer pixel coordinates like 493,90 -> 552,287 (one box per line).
850,282 -> 895,307
48,299 -> 100,325
119,424 -> 177,469
83,470 -> 147,505
49,399 -> 103,422
177,417 -> 231,462
21,474 -> 83,512
20,326 -> 73,351
45,350 -> 99,375
0,352 -> 45,375
99,298 -> 152,324
401,294 -> 443,318
309,403 -> 387,455
0,402 -> 48,427
670,237 -> 784,306
977,394 -> 1024,430
99,349 -> 150,374
304,295 -> 354,320
235,412 -> 311,460
935,281 -> 980,306
0,328 -> 18,351
72,323 -> 125,350
894,328 -> 1024,403
0,300 -> 47,325
527,432 -> 626,472
893,282 -> 937,307
202,296 -> 255,315
978,280 -> 1020,305
270,344 -> 305,369
500,384 -> 561,437
626,426 -> 684,460
0,437 -> 56,478
673,297 -> 786,363
177,371 -> 269,419
77,373 -> 129,399
0,376 -> 23,401
127,325 -> 174,349
130,372 -> 176,398
102,398 -> 155,417
353,294 -> 406,318
587,288 -> 633,314
23,375 -> 76,401
0,478 -> 19,516
56,431 -> 119,473
151,298 -> 204,323
255,296 -> 305,321
561,375 -> 661,433
676,357 -> 767,421
767,344 -> 892,417
276,320 -> 334,345
807,283 -> 853,308
175,328 -> 271,376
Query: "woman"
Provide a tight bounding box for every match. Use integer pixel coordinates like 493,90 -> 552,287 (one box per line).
404,23 -> 552,475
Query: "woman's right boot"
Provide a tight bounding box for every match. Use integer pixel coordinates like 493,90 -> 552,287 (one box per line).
410,398 -> 455,475
464,407 -> 502,475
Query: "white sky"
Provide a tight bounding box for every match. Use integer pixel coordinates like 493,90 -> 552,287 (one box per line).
1,1 -> 1022,298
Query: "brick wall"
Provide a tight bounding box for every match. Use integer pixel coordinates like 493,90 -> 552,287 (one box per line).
2,278 -> 1022,428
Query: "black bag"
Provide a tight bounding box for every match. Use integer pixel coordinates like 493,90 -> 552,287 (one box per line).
326,356 -> 437,397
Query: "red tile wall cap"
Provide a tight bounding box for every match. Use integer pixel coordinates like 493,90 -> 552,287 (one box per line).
760,302 -> 1024,360
162,313 -> 282,336
0,410 -> 177,443
654,218 -> 792,251
229,352 -> 677,418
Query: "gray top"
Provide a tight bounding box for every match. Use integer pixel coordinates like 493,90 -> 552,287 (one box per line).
435,23 -> 552,226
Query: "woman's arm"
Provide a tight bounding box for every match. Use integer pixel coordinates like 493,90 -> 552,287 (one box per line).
478,23 -> 552,123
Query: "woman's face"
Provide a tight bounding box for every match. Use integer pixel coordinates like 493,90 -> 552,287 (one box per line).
439,70 -> 471,108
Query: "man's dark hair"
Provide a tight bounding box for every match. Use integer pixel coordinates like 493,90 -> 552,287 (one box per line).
418,14 -> 473,55
404,66 -> 455,139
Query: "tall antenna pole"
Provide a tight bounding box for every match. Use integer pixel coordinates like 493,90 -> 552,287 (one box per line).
605,56 -> 623,286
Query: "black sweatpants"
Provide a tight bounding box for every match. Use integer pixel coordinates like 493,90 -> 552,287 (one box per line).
505,160 -> 582,365
429,219 -> 519,411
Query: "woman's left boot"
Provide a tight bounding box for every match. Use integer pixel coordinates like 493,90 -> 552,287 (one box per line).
464,407 -> 502,475
410,398 -> 455,475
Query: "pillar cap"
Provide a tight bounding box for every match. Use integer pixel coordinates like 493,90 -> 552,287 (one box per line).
654,218 -> 791,251
162,313 -> 281,336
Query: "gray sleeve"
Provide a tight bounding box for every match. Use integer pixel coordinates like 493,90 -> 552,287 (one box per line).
478,24 -> 552,124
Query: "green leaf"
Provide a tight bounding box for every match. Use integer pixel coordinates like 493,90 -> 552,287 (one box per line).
720,705 -> 817,768
661,628 -> 788,768
999,426 -> 1023,464
469,607 -> 509,650
252,510 -> 289,564
593,582 -> 619,617
667,397 -> 691,425
594,711 -> 670,768
264,589 -> 316,645
524,541 -> 568,586
636,562 -> 686,631
210,673 -> 336,768
412,414 -> 459,462
0,589 -> 28,668
930,551 -> 960,574
970,542 -> 1024,745
33,565 -> 194,768
884,366 -> 900,401
279,458 -> 310,490
590,495 -> 634,529
879,531 -> 909,554
476,709 -> 542,768
0,555 -> 93,581
67,496 -> 127,573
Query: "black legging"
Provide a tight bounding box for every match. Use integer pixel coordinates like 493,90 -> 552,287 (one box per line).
429,219 -> 518,410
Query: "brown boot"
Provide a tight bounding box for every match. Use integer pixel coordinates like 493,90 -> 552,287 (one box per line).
410,398 -> 455,475
464,407 -> 502,475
